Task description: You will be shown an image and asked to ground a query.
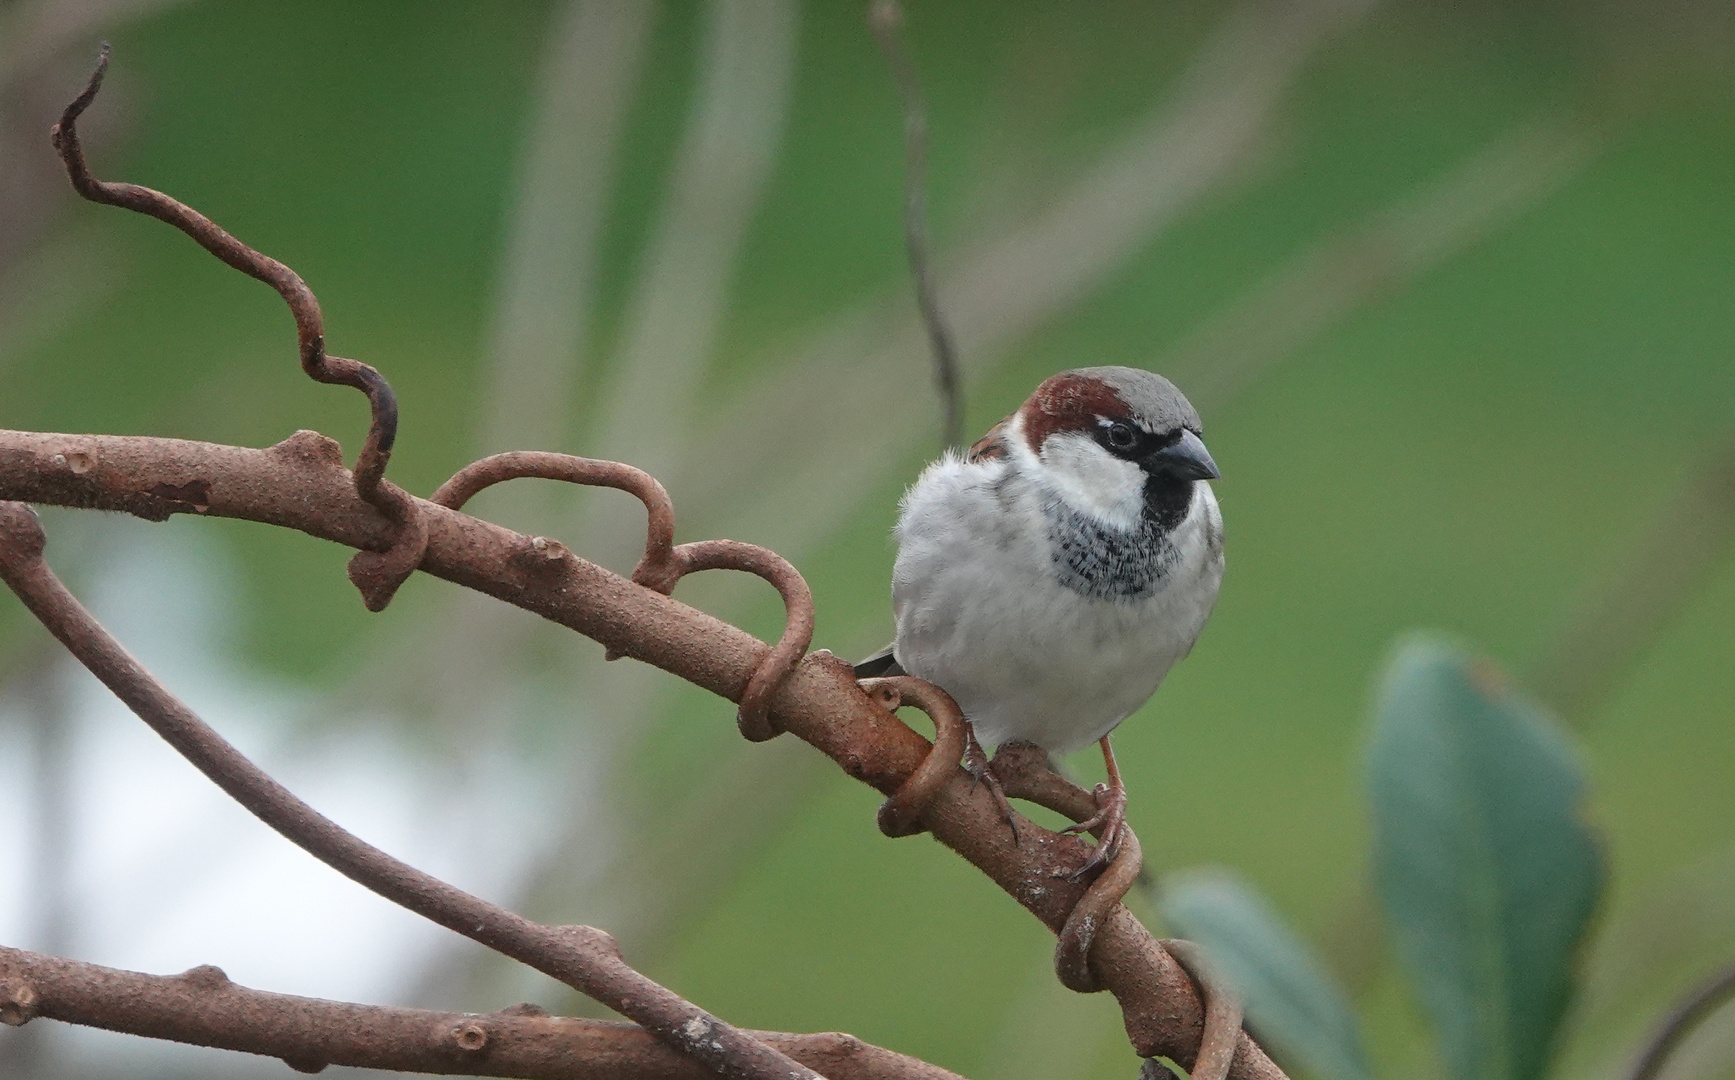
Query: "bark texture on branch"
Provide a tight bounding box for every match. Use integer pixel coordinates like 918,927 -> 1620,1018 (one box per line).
0,426 -> 1282,1080
0,946 -> 963,1080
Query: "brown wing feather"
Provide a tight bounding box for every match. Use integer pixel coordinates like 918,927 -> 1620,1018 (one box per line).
968,417 -> 1013,462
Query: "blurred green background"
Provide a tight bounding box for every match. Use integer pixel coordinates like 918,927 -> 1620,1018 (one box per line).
2,0 -> 1733,1078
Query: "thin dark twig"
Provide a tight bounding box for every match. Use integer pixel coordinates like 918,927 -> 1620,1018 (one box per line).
868,0 -> 964,450
48,47 -> 426,610
1624,960 -> 1735,1080
0,503 -> 823,1080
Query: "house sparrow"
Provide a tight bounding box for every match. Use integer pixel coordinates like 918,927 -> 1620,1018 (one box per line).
857,366 -> 1223,876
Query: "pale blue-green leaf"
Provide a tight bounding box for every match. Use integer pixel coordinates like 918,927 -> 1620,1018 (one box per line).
1161,867 -> 1374,1080
1369,634 -> 1603,1080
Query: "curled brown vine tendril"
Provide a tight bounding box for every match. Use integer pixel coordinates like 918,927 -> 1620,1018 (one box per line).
1053,830 -> 1144,993
1158,939 -> 1245,1080
431,451 -> 677,588
862,684 -> 1147,996
986,742 -> 1146,994
428,451 -> 812,742
652,539 -> 813,742
857,676 -> 970,837
49,47 -> 427,611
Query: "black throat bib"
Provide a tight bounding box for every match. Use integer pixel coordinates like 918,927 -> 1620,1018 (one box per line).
1046,475 -> 1191,601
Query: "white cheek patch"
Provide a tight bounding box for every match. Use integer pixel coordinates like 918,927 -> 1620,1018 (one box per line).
1037,431 -> 1145,528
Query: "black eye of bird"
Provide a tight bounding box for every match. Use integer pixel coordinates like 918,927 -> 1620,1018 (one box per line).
1105,422 -> 1136,451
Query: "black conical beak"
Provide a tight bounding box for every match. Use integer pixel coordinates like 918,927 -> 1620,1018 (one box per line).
1145,429 -> 1219,481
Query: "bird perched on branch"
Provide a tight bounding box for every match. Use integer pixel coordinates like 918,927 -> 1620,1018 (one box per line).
857,366 -> 1223,877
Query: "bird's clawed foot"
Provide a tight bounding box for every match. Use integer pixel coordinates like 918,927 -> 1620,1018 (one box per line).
1058,779 -> 1128,881
964,728 -> 1021,846
1055,735 -> 1129,882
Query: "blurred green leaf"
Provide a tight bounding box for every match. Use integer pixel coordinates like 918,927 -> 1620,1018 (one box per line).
1368,634 -> 1603,1080
1161,867 -> 1373,1080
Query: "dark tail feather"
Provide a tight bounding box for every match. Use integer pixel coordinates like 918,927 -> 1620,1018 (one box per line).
853,645 -> 904,678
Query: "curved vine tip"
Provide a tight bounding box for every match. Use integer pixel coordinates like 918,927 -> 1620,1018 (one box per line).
50,46 -> 427,610
50,43 -> 111,150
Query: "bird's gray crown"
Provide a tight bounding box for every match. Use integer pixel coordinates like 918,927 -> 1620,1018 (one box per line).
1020,366 -> 1201,451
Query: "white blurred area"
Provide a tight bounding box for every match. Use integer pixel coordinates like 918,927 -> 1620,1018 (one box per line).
0,518 -> 584,1074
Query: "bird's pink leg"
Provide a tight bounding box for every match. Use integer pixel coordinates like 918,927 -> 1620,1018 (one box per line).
1059,735 -> 1129,880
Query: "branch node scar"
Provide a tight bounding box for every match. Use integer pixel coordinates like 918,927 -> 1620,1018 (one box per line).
268,430 -> 347,469
0,980 -> 40,1026
495,1001 -> 551,1018
451,1021 -> 490,1052
682,1015 -> 712,1041
50,449 -> 95,474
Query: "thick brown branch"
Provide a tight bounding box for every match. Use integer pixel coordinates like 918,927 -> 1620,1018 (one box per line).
0,946 -> 965,1080
0,500 -> 823,1080
0,426 -> 1285,1080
